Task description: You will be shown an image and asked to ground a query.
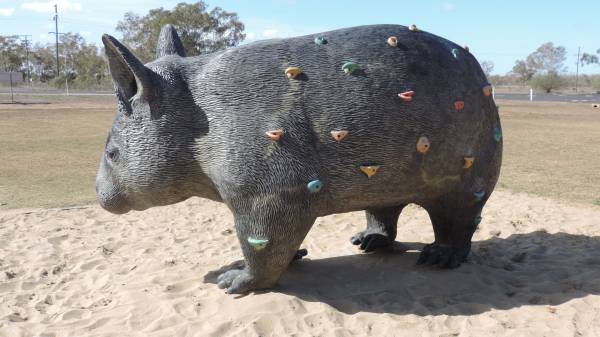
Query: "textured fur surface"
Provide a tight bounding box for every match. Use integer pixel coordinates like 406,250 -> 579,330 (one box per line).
96,24 -> 502,294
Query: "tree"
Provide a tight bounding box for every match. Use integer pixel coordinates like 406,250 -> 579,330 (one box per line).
510,60 -> 535,82
511,42 -> 567,83
581,49 -> 600,67
531,71 -> 564,93
481,60 -> 494,77
116,1 -> 245,62
0,36 -> 25,72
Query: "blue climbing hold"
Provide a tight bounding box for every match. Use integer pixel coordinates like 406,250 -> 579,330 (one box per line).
247,237 -> 269,250
474,190 -> 486,202
474,216 -> 483,225
307,180 -> 323,193
314,36 -> 328,45
494,127 -> 502,142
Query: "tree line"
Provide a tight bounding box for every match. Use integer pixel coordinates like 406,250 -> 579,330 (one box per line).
0,1 -> 244,89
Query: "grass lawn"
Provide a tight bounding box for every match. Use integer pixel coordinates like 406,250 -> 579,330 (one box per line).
0,96 -> 599,209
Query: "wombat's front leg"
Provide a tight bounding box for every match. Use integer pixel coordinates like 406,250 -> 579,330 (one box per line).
217,200 -> 316,294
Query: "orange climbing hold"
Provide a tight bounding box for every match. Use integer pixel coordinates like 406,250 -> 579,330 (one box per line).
360,165 -> 380,178
399,91 -> 415,102
454,101 -> 465,110
416,136 -> 430,153
285,67 -> 302,79
387,36 -> 398,47
330,130 -> 349,142
265,129 -> 284,141
463,157 -> 475,169
482,85 -> 493,97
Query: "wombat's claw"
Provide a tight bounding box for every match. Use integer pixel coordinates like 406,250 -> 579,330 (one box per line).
417,243 -> 469,269
293,248 -> 308,261
351,231 -> 392,252
217,269 -> 257,294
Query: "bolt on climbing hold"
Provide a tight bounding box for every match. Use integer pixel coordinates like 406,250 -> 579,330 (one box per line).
285,67 -> 302,79
474,216 -> 483,225
307,180 -> 323,193
482,84 -> 493,97
474,190 -> 486,202
360,165 -> 380,178
416,136 -> 430,153
409,24 -> 418,32
342,62 -> 359,75
387,36 -> 398,47
314,36 -> 328,45
247,237 -> 269,250
330,130 -> 349,142
463,157 -> 475,169
452,48 -> 460,59
398,90 -> 415,102
454,101 -> 465,110
265,129 -> 284,141
494,127 -> 502,142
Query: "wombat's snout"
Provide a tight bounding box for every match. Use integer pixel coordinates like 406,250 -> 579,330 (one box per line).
96,177 -> 130,215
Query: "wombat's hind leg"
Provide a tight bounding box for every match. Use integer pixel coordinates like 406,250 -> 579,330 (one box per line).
417,202 -> 483,268
351,205 -> 406,252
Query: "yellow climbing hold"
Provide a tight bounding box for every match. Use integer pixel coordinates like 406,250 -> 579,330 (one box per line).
387,36 -> 398,47
416,136 -> 430,153
482,84 -> 493,97
285,67 -> 302,79
265,129 -> 284,141
360,165 -> 380,178
463,157 -> 475,169
330,130 -> 349,142
409,24 -> 418,32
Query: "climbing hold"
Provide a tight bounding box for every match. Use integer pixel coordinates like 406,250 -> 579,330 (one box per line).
387,36 -> 398,47
342,62 -> 359,75
360,165 -> 380,178
463,157 -> 475,169
307,180 -> 323,193
285,67 -> 302,79
463,45 -> 470,52
474,190 -> 486,201
330,130 -> 349,142
314,36 -> 328,45
482,84 -> 493,97
451,48 -> 460,59
265,129 -> 284,141
409,24 -> 418,32
398,90 -> 415,102
454,101 -> 465,110
416,136 -> 430,153
474,216 -> 483,225
247,237 -> 269,250
494,127 -> 502,142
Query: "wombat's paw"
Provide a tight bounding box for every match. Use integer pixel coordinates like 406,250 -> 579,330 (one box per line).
217,268 -> 273,294
350,230 -> 393,252
417,243 -> 470,268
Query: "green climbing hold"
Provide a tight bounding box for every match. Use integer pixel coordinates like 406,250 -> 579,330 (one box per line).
474,216 -> 483,225
247,237 -> 269,250
342,62 -> 359,75
494,127 -> 502,142
314,36 -> 328,45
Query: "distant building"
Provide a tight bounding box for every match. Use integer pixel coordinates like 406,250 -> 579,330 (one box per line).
0,72 -> 24,85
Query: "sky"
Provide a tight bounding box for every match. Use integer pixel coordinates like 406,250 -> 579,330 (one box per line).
1,0 -> 599,75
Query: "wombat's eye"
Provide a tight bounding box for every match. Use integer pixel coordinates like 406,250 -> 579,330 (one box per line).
107,148 -> 120,162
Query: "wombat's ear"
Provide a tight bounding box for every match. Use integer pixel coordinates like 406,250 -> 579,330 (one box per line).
102,34 -> 154,102
156,24 -> 186,58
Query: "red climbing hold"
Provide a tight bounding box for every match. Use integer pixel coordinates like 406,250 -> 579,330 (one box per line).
399,91 -> 415,102
265,129 -> 284,141
454,101 -> 465,110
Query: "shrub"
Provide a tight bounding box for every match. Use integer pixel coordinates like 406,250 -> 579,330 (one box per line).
531,72 -> 564,93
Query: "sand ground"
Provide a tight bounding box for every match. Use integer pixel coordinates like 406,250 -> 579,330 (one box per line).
1,190 -> 600,337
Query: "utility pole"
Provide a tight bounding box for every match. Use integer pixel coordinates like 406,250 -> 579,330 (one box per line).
53,4 -> 59,76
575,46 -> 581,92
19,35 -> 32,85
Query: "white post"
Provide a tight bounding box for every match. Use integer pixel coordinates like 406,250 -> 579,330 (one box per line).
492,86 -> 495,100
65,76 -> 69,96
529,88 -> 533,101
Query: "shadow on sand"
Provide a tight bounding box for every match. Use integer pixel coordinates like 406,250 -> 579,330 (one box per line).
205,231 -> 600,315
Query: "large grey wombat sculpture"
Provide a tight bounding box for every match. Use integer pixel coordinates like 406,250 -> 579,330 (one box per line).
96,24 -> 502,294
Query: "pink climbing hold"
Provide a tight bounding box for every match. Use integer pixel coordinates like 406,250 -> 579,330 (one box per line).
399,91 -> 415,102
265,129 -> 284,141
387,36 -> 398,47
330,130 -> 349,142
454,101 -> 465,110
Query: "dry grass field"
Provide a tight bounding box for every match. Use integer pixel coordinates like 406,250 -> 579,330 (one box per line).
0,95 -> 599,209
